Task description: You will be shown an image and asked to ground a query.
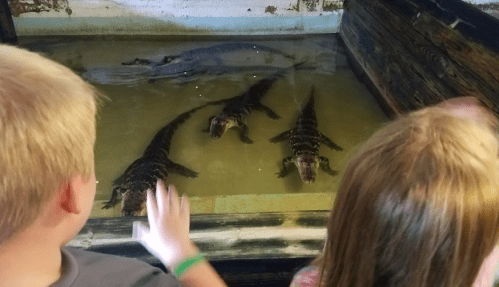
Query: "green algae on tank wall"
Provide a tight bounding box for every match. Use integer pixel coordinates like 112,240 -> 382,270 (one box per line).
20,34 -> 387,216
95,70 -> 385,197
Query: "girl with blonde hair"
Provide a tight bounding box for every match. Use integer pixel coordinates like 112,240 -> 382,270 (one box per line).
290,97 -> 499,287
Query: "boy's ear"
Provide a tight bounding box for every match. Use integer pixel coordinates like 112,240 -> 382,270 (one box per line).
59,177 -> 82,215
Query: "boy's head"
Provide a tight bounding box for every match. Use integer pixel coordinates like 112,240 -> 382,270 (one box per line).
320,98 -> 499,287
0,44 -> 99,246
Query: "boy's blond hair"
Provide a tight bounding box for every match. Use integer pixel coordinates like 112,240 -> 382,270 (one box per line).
0,44 -> 99,245
316,104 -> 499,287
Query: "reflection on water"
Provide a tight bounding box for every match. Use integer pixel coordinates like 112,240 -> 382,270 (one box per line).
21,35 -> 388,205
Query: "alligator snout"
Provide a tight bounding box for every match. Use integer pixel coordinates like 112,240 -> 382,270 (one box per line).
297,155 -> 319,184
121,189 -> 147,217
209,116 -> 230,139
300,170 -> 317,184
210,125 -> 224,139
122,210 -> 141,216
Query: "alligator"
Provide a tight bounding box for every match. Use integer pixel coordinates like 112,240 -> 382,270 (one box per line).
102,104 -> 208,216
269,87 -> 343,183
148,63 -> 303,83
81,62 -> 316,86
121,42 -> 295,66
202,63 -> 304,143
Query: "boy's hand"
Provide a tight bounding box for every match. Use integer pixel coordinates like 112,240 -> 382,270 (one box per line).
133,180 -> 199,269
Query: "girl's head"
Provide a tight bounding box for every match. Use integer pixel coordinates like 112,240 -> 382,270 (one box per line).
319,98 -> 499,287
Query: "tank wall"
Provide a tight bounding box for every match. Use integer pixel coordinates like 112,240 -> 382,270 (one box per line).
10,0 -> 496,36
467,0 -> 499,18
9,0 -> 344,36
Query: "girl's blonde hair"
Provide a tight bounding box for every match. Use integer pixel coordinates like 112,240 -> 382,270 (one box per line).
0,45 -> 100,245
316,103 -> 499,287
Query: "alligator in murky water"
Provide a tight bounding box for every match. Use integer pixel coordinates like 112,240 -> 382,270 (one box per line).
121,42 -> 295,66
82,62 -> 314,86
202,63 -> 303,143
102,104 -> 208,216
149,63 -> 318,84
269,87 -> 343,183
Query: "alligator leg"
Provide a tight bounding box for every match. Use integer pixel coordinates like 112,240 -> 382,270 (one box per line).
238,122 -> 254,144
269,130 -> 292,143
102,186 -> 121,209
320,133 -> 343,151
277,156 -> 295,178
202,116 -> 216,133
168,161 -> 199,178
319,156 -> 338,176
254,104 -> 281,119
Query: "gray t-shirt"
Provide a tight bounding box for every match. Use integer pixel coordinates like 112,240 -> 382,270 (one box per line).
49,247 -> 181,287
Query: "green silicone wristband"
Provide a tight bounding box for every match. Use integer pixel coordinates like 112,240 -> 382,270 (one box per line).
173,253 -> 205,278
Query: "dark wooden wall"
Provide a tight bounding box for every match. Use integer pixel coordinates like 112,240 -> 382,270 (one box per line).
0,0 -> 17,44
340,0 -> 499,118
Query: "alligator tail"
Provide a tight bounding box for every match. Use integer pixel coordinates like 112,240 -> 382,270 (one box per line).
143,103 -> 210,157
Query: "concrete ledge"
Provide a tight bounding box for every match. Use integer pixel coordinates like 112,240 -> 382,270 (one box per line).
71,211 -> 329,258
70,210 -> 328,286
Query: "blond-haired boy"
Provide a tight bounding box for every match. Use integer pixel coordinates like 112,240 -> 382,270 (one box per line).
0,44 -> 181,286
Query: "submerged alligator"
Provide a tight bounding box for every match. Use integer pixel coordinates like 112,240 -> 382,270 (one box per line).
81,43 -> 313,85
269,87 -> 343,183
121,42 -> 295,66
203,63 -> 303,143
82,63 -> 308,86
103,104 -> 208,216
